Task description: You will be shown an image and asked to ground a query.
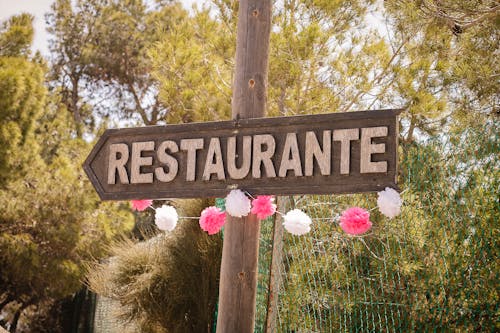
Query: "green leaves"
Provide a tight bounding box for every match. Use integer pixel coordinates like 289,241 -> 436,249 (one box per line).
0,13 -> 34,57
0,12 -> 134,329
149,8 -> 232,123
0,57 -> 46,185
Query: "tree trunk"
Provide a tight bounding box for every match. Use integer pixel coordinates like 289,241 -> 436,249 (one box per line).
216,1 -> 272,332
71,75 -> 83,138
406,115 -> 416,144
9,304 -> 27,333
265,196 -> 290,332
0,296 -> 13,313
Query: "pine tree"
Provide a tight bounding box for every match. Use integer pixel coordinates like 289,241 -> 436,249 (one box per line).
0,14 -> 133,332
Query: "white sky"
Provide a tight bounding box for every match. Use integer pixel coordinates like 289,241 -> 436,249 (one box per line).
0,0 -> 199,56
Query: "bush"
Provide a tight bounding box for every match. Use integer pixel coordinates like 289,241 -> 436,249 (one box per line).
87,199 -> 223,332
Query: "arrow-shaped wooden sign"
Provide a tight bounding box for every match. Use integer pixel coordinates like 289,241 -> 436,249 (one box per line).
83,109 -> 400,200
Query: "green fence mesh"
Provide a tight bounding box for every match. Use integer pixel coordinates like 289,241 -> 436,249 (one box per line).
256,122 -> 499,332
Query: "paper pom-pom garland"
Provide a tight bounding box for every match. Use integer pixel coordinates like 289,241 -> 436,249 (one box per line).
199,206 -> 226,235
251,196 -> 277,220
155,205 -> 178,231
131,199 -> 152,211
129,189 -> 403,237
339,207 -> 372,235
377,187 -> 402,219
283,209 -> 312,235
225,189 -> 251,218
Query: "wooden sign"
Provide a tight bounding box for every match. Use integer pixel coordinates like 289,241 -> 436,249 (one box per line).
83,109 -> 401,200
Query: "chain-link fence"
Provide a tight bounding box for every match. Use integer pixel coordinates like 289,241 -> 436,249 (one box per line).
257,122 -> 499,332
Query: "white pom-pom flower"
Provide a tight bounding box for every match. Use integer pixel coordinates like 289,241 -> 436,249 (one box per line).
377,187 -> 402,219
225,189 -> 251,217
283,209 -> 312,236
155,205 -> 178,231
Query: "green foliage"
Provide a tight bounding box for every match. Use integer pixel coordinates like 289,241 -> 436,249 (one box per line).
46,0 -> 101,136
385,0 -> 499,135
87,199 -> 222,332
0,13 -> 133,331
47,0 -> 192,130
149,8 -> 232,123
0,0 -> 494,331
0,56 -> 46,185
48,0 -> 496,135
268,0 -> 378,116
274,121 -> 499,331
0,137 -> 134,330
0,14 -> 34,57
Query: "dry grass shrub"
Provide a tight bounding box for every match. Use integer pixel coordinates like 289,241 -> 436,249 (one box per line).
87,199 -> 222,332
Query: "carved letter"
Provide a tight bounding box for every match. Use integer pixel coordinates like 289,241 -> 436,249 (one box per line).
180,138 -> 204,181
360,126 -> 388,173
252,134 -> 276,178
227,136 -> 251,180
203,137 -> 225,180
333,129 -> 359,175
155,140 -> 179,182
107,143 -> 130,184
304,130 -> 331,176
279,133 -> 303,177
130,141 -> 154,184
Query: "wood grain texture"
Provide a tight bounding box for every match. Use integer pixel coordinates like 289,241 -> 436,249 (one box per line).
130,141 -> 154,184
360,126 -> 388,173
333,128 -> 359,175
265,196 -> 289,333
83,109 -> 401,200
216,0 -> 272,332
305,130 -> 331,176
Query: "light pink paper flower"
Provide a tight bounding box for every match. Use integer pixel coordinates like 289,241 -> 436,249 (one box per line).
155,205 -> 178,232
251,196 -> 276,220
199,206 -> 226,235
339,207 -> 372,235
131,199 -> 153,211
377,187 -> 402,219
283,209 -> 312,235
225,189 -> 251,217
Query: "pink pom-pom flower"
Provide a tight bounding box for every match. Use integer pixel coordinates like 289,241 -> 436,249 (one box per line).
199,206 -> 226,235
339,207 -> 372,235
131,199 -> 153,211
251,196 -> 277,220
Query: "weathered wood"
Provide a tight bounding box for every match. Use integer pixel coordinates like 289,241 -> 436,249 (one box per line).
278,133 -> 303,177
130,141 -> 154,184
216,0 -> 272,332
107,143 -> 129,184
305,130 -> 331,176
79,1 -> 404,331
83,109 -> 401,200
360,126 -> 388,173
265,196 -> 289,333
252,134 -> 277,178
227,135 -> 252,179
333,128 -> 359,175
155,140 -> 178,182
180,138 -> 204,181
203,137 -> 225,180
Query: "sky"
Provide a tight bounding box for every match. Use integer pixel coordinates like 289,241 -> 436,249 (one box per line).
0,0 -> 199,56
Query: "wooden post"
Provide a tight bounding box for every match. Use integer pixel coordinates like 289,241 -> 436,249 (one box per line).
216,1 -> 272,332
264,196 -> 290,332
